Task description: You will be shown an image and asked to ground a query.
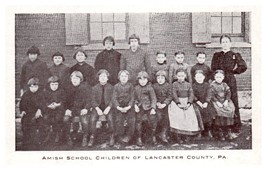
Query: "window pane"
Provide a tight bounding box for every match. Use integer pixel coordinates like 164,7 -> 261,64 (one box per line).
90,23 -> 102,40
233,17 -> 242,33
233,12 -> 241,16
211,17 -> 221,34
114,13 -> 126,21
211,12 -> 221,16
103,23 -> 114,38
114,23 -> 126,40
90,13 -> 101,22
222,12 -> 232,16
222,17 -> 232,33
102,13 -> 113,22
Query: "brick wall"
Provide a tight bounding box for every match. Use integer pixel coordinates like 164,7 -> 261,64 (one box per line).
15,13 -> 251,97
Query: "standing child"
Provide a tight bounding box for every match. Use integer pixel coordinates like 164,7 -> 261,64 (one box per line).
210,70 -> 235,141
64,71 -> 92,147
151,51 -> 170,84
153,70 -> 172,143
20,46 -> 50,96
169,69 -> 200,143
120,34 -> 152,85
19,78 -> 46,150
112,70 -> 135,145
43,76 -> 66,144
134,71 -> 157,146
169,51 -> 192,84
89,69 -> 115,147
191,52 -> 212,84
94,36 -> 121,85
49,51 -> 70,90
70,48 -> 97,86
192,70 -> 216,139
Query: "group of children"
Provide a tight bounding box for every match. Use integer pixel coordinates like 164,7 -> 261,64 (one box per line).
19,34 -> 247,150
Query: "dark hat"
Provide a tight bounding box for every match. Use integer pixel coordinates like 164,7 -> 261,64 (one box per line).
128,34 -> 140,44
48,75 -> 59,83
52,51 -> 65,62
27,77 -> 39,86
27,46 -> 40,56
176,69 -> 186,75
174,51 -> 185,56
103,36 -> 115,46
73,48 -> 88,59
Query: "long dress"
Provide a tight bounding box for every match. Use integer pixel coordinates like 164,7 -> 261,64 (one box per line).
168,81 -> 201,135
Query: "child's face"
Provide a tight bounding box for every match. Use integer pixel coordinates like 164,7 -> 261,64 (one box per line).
129,39 -> 139,50
29,85 -> 39,93
119,72 -> 129,84
53,56 -> 63,66
104,40 -> 114,50
214,73 -> 224,83
196,54 -> 206,64
28,53 -> 38,62
176,72 -> 186,82
221,37 -> 232,51
157,75 -> 166,85
175,54 -> 184,64
71,76 -> 81,86
99,73 -> 108,84
195,73 -> 205,84
156,54 -> 166,64
75,52 -> 86,63
138,77 -> 148,86
50,82 -> 59,91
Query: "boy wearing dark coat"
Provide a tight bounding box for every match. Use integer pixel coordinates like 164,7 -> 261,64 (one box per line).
89,69 -> 115,147
19,78 -> 47,150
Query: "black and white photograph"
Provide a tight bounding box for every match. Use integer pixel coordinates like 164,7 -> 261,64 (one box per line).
2,1 -> 264,168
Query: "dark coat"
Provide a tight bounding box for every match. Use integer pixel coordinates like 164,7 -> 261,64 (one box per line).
153,82 -> 172,105
134,83 -> 157,110
191,63 -> 212,83
112,82 -> 134,108
92,83 -> 114,108
70,62 -> 97,86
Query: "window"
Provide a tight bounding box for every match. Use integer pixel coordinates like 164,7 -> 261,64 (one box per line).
89,13 -> 127,41
211,12 -> 244,36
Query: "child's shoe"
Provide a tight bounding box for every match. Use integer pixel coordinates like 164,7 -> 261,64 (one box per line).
81,134 -> 88,147
109,134 -> 115,147
218,128 -> 225,141
88,135 -> 95,147
136,137 -> 143,147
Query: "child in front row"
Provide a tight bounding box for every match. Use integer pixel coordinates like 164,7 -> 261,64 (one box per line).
89,69 -> 115,147
134,71 -> 157,146
112,70 -> 135,145
153,70 -> 172,143
169,51 -> 192,84
191,52 -> 212,84
210,70 -> 235,141
192,70 -> 216,139
169,69 -> 200,143
20,78 -> 46,150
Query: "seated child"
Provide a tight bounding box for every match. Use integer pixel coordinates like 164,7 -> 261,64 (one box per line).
64,71 -> 92,147
169,69 -> 200,143
19,78 -> 46,150
89,69 -> 115,147
192,70 -> 216,139
112,70 -> 135,145
134,71 -> 157,146
43,76 -> 66,143
210,70 -> 235,141
153,70 -> 172,143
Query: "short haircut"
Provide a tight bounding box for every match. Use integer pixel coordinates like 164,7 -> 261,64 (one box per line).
214,69 -> 225,76
27,46 -> 40,56
174,51 -> 185,56
118,70 -> 130,79
220,34 -> 232,43
194,70 -> 205,76
73,48 -> 88,59
128,34 -> 140,44
196,52 -> 206,57
70,71 -> 84,82
27,77 -> 39,86
137,71 -> 150,80
156,50 -> 167,57
156,70 -> 167,78
103,36 -> 115,46
97,69 -> 110,78
52,51 -> 65,62
48,75 -> 59,83
176,69 -> 186,75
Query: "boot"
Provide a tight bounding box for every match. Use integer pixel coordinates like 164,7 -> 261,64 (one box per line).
195,133 -> 202,140
207,130 -> 213,139
136,137 -> 143,147
81,134 -> 88,147
152,136 -> 157,145
87,135 -> 95,147
227,129 -> 234,140
109,134 -> 115,147
54,132 -> 60,143
161,128 -> 169,143
43,127 -> 53,144
176,134 -> 183,144
218,128 -> 225,141
66,134 -> 73,146
120,136 -> 130,144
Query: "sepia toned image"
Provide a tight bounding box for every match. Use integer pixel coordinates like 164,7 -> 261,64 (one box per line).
14,12 -> 252,152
